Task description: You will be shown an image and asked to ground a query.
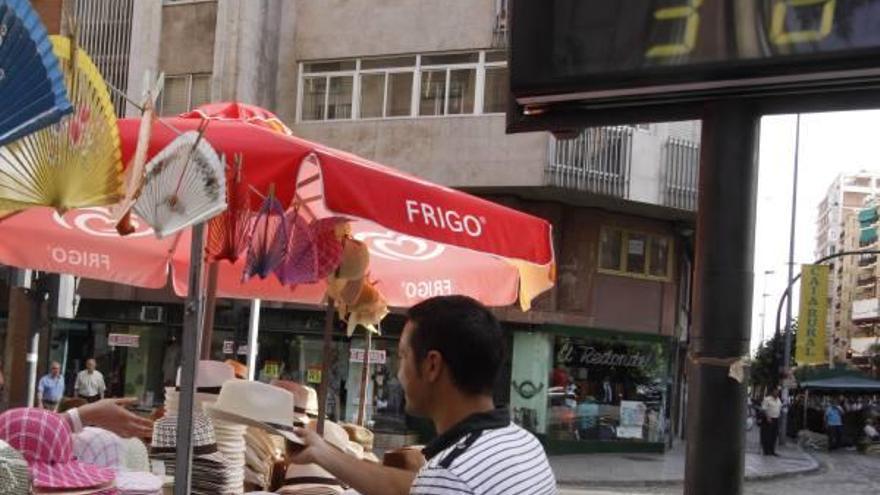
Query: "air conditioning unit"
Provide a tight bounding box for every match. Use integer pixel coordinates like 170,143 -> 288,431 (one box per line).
140,305 -> 164,323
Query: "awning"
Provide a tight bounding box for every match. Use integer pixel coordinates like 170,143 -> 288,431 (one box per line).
860,227 -> 878,244
801,375 -> 880,391
859,208 -> 878,225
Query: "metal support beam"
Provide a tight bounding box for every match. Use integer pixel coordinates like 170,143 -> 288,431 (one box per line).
246,298 -> 261,381
684,101 -> 760,495
174,223 -> 206,495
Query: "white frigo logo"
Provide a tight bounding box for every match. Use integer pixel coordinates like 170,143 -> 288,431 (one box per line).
405,200 -> 485,238
355,231 -> 445,262
53,207 -> 154,238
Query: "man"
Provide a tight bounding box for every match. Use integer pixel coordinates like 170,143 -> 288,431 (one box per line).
37,361 -> 65,411
75,358 -> 106,403
760,388 -> 782,456
291,295 -> 556,495
825,399 -> 844,450
864,418 -> 880,442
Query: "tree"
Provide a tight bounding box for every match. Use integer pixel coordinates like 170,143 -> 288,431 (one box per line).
750,320 -> 797,393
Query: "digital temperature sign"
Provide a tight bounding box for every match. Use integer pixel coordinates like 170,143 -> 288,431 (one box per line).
509,0 -> 880,129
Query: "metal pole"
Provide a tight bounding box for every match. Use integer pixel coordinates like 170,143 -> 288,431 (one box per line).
246,298 -> 261,381
684,100 -> 760,495
761,270 -> 774,343
200,263 -> 220,360
780,114 -> 801,446
317,300 -> 335,435
174,222 -> 207,495
357,331 -> 372,426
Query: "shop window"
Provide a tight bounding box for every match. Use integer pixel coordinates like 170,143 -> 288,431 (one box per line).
512,332 -> 670,444
599,227 -> 673,280
360,71 -> 414,118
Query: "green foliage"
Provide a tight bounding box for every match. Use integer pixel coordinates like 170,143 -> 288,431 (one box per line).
751,320 -> 797,390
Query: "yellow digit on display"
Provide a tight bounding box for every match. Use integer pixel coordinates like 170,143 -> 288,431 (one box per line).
646,0 -> 704,58
771,0 -> 836,45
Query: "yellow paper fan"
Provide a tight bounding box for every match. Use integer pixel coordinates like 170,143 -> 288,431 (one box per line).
0,35 -> 123,213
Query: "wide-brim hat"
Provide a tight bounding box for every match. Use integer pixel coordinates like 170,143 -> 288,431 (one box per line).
270,380 -> 319,420
0,408 -> 115,490
206,380 -> 303,445
0,439 -> 31,494
176,360 -> 238,391
150,413 -> 229,466
120,437 -> 151,473
309,421 -> 361,459
276,463 -> 344,494
340,423 -> 374,451
116,471 -> 163,494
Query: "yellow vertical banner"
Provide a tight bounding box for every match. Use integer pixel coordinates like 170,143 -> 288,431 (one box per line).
796,264 -> 829,364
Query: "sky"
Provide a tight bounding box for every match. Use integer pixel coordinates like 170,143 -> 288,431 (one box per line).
749,110 -> 880,352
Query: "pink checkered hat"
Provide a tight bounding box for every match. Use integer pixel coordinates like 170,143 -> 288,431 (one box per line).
0,408 -> 115,490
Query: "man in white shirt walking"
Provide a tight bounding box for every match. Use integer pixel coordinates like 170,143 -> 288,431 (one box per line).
760,388 -> 783,456
75,358 -> 106,403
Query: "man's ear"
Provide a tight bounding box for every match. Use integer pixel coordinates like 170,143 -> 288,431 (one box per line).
423,350 -> 443,382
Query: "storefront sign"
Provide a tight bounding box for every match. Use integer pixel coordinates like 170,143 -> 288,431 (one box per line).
556,341 -> 654,369
262,361 -> 281,379
108,333 -> 139,348
223,341 -> 234,354
237,345 -> 248,356
796,264 -> 829,364
349,349 -> 387,364
307,368 -> 322,384
620,400 -> 647,426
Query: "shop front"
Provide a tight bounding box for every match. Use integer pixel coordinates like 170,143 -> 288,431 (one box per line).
510,324 -> 673,454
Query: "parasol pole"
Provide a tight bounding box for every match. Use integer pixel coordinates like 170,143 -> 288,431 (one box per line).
317,299 -> 335,435
356,330 -> 372,426
174,222 -> 207,495
246,298 -> 261,381
200,263 -> 220,359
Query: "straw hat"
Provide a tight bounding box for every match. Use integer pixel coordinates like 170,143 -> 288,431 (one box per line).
382,446 -> 426,472
205,380 -> 302,445
336,238 -> 369,280
340,423 -> 374,451
0,408 -> 114,490
270,380 -> 319,423
276,463 -> 344,494
0,439 -> 31,495
309,421 -> 362,459
225,359 -> 248,379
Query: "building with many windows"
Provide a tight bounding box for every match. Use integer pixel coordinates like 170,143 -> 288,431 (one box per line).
1,0 -> 702,453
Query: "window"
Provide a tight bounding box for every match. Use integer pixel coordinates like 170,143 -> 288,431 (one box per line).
297,51 -> 507,122
159,73 -> 211,116
598,227 -> 673,280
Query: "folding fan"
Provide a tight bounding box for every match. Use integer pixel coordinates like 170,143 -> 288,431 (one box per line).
242,191 -> 288,281
0,35 -> 122,213
273,214 -> 347,285
132,130 -> 227,239
207,154 -> 252,263
0,0 -> 73,146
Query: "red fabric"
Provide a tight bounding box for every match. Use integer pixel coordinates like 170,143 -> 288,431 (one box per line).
0,408 -> 114,490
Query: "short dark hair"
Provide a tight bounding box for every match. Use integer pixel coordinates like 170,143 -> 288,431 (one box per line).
406,295 -> 504,395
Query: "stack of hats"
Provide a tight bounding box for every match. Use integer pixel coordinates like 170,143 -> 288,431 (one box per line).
150,412 -> 236,494
276,463 -> 345,495
73,427 -> 163,495
0,439 -> 31,495
243,426 -> 280,490
340,422 -> 378,463
0,408 -> 115,493
166,361 -> 247,493
270,380 -> 319,427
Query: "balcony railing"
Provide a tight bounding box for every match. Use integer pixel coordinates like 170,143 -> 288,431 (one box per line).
857,275 -> 877,287
546,126 -> 634,199
663,138 -> 700,211
75,0 -> 135,118
859,254 -> 878,267
491,0 -> 508,48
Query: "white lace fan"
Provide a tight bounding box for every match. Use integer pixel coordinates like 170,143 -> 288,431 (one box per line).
132,130 -> 227,239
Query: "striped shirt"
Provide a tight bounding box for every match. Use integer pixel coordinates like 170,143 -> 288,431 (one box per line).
411,409 -> 556,495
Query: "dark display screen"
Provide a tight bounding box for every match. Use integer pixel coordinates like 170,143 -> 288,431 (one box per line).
511,0 -> 880,108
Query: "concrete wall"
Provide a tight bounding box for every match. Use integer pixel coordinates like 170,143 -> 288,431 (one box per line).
159,0 -> 218,75
126,0 -> 163,116
293,0 -> 496,60
292,115 -> 548,188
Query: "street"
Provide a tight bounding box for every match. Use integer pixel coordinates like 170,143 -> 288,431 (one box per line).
559,451 -> 880,495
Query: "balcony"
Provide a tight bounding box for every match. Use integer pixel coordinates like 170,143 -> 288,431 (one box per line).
491,0 -> 508,48
859,254 -> 878,267
546,126 -> 634,200
662,138 -> 700,211
857,275 -> 877,288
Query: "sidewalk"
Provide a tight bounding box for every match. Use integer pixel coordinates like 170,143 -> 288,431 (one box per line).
551,431 -> 819,488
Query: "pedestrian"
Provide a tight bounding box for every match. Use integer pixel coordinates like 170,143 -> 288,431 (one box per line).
760,387 -> 782,456
74,358 -> 106,403
290,295 -> 557,495
37,361 -> 65,411
825,399 -> 844,450
864,418 -> 880,442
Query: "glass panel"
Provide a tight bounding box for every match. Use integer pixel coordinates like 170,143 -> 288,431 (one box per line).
649,237 -> 670,278
510,332 -> 552,435
387,72 -> 413,117
361,56 -> 416,70
159,76 -> 189,117
419,69 -> 446,116
303,60 -> 356,73
327,76 -> 353,120
599,229 -> 622,271
301,76 -> 327,121
626,233 -> 647,274
359,73 -> 385,118
421,52 -> 479,65
189,74 -> 211,110
447,68 -> 475,115
485,51 -> 508,63
484,67 -> 508,114
549,334 -> 668,443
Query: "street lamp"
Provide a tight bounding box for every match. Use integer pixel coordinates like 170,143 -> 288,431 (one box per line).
760,270 -> 776,343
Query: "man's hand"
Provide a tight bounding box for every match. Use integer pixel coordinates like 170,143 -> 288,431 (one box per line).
288,426 -> 334,465
78,398 -> 153,438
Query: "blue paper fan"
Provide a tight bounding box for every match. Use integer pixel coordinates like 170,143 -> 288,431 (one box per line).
0,0 -> 72,147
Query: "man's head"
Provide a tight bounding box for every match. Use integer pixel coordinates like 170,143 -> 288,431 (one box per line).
86,358 -> 96,372
50,361 -> 61,377
397,296 -> 504,417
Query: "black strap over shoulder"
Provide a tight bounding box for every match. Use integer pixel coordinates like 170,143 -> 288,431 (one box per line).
439,430 -> 483,469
